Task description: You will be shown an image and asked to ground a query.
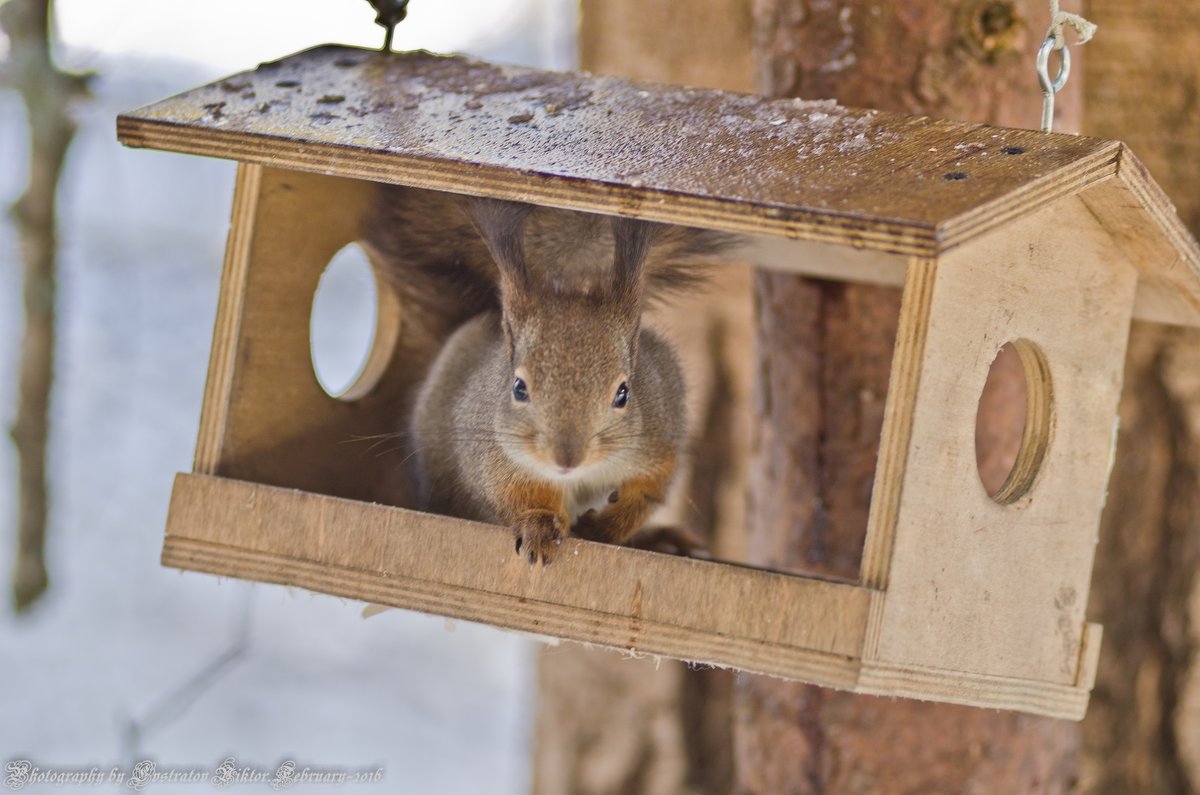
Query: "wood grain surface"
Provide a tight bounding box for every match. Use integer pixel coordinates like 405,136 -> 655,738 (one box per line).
116,45 -> 1200,324
117,45 -> 1116,256
164,472 -> 1096,718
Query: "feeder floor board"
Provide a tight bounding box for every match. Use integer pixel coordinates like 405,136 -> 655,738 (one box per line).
164,473 -> 1098,719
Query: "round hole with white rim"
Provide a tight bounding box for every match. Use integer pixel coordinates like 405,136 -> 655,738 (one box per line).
974,339 -> 1054,505
309,242 -> 400,401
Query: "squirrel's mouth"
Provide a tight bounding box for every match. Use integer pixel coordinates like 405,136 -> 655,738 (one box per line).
512,436 -> 602,482
523,458 -> 595,483
511,444 -> 606,484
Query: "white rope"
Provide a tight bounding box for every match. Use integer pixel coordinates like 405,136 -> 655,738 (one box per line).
1046,0 -> 1097,49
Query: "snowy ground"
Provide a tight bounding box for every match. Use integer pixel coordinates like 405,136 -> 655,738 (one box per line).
0,4 -> 575,792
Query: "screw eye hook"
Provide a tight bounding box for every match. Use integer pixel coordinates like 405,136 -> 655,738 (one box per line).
1036,35 -> 1071,132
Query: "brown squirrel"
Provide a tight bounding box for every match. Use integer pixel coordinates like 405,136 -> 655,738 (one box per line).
362,185 -> 725,564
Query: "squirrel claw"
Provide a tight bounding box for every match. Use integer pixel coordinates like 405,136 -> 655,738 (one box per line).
512,511 -> 565,566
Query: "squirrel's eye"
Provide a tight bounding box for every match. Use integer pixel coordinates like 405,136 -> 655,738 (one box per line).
512,377 -> 530,403
612,382 -> 629,409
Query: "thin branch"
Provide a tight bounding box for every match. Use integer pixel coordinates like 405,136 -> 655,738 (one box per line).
1,0 -> 89,612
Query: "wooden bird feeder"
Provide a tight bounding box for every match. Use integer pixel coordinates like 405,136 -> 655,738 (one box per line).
117,45 -> 1200,720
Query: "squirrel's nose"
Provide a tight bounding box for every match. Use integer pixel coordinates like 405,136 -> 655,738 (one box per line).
552,439 -> 585,471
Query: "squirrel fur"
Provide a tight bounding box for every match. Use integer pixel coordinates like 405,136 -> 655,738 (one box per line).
362,184 -> 726,564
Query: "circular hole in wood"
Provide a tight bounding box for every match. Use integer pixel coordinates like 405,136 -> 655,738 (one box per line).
309,243 -> 400,401
975,339 -> 1054,505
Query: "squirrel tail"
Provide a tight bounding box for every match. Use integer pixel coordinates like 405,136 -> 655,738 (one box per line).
360,183 -> 732,364
360,183 -> 502,353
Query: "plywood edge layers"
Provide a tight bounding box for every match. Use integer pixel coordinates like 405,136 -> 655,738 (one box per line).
156,133 -> 1200,326
1118,146 -> 1200,324
856,658 -> 1092,720
859,256 -> 938,592
164,473 -> 868,683
1116,145 -> 1200,282
936,142 -> 1121,253
163,536 -> 863,689
1068,145 -> 1200,326
116,119 -> 939,257
163,473 -> 1097,718
194,163 -> 262,474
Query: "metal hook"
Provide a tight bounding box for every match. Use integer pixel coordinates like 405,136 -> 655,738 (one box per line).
1036,35 -> 1071,132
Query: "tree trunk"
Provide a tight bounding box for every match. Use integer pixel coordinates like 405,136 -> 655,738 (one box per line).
532,4 -> 754,794
1080,2 -> 1200,792
2,0 -> 87,612
535,1 -> 1200,793
742,0 -> 1084,791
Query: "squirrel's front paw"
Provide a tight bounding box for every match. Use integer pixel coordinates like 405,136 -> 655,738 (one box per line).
513,510 -> 566,566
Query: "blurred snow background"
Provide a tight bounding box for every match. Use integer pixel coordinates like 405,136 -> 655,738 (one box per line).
0,1 -> 577,791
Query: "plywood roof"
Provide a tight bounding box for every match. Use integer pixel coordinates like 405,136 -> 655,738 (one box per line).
117,45 -> 1200,320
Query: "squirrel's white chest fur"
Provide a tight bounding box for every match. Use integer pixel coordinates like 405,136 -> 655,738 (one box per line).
520,456 -> 633,522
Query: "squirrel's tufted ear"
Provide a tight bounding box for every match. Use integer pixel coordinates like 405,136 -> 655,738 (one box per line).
610,216 -> 656,310
464,197 -> 535,300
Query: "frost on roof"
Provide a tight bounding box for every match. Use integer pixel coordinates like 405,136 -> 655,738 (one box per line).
122,45 -> 1115,230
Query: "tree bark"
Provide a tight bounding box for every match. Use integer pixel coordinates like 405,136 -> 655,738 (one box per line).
2,0 -> 87,612
542,0 -> 1104,792
1080,2 -> 1200,793
532,4 -> 754,794
738,0 -> 1082,792
578,0 -> 756,93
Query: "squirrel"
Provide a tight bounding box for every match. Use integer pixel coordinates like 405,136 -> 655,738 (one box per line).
362,185 -> 726,564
